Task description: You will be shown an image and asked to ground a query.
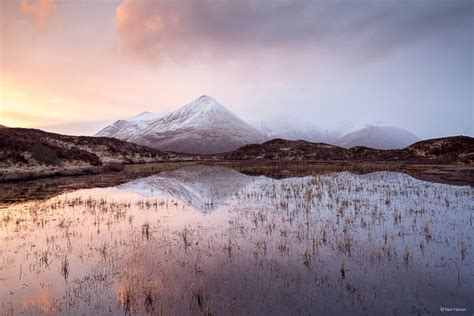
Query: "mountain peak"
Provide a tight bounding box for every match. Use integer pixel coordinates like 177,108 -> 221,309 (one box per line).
194,95 -> 220,106
180,95 -> 227,114
198,95 -> 213,101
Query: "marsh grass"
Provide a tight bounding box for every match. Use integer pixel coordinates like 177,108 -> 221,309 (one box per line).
340,261 -> 346,279
191,279 -> 207,312
423,223 -> 432,241
461,241 -> 467,260
60,255 -> 69,282
142,222 -> 151,240
403,247 -> 411,266
181,227 -> 192,248
303,248 -> 311,269
143,287 -> 155,313
119,286 -> 135,314
38,250 -> 51,269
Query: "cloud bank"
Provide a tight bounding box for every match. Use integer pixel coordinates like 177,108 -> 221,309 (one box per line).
116,0 -> 473,64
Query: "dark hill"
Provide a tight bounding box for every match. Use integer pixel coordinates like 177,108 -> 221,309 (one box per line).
0,127 -> 189,180
224,139 -> 346,161
222,136 -> 473,164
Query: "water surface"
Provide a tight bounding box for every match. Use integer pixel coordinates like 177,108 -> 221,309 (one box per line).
1,166 -> 472,315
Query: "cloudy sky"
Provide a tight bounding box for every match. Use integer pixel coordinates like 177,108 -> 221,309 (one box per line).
0,0 -> 472,138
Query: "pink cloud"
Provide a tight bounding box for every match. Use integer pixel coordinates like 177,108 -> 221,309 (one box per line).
20,0 -> 54,27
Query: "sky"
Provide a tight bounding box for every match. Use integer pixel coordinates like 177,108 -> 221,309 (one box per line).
0,0 -> 472,139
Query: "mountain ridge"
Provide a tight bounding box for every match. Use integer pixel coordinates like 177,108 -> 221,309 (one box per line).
96,111 -> 168,141
95,96 -> 421,153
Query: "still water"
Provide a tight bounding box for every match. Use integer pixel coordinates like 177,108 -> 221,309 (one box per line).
0,166 -> 472,315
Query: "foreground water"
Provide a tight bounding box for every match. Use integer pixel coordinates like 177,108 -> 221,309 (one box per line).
0,166 -> 472,315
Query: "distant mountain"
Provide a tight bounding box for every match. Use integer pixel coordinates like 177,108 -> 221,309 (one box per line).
332,125 -> 420,149
96,96 -> 266,154
252,116 -> 339,143
251,119 -> 419,149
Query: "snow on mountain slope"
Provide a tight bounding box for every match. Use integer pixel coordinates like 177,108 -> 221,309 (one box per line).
252,116 -> 339,143
96,96 -> 265,154
95,111 -> 168,141
144,95 -> 252,132
332,125 -> 420,149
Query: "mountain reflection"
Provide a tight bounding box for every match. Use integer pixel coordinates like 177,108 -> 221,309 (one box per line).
116,166 -> 257,212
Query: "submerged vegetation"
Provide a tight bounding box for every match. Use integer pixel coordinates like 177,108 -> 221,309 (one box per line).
0,166 -> 472,314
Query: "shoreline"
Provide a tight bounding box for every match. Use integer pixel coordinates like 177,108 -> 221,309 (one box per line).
1,159 -> 472,184
0,160 -> 472,205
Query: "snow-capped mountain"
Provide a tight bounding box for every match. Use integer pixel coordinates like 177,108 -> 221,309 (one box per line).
252,116 -> 339,143
332,125 -> 420,149
96,96 -> 266,154
95,111 -> 168,141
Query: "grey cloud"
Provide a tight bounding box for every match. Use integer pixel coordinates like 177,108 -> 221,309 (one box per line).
115,0 -> 473,63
